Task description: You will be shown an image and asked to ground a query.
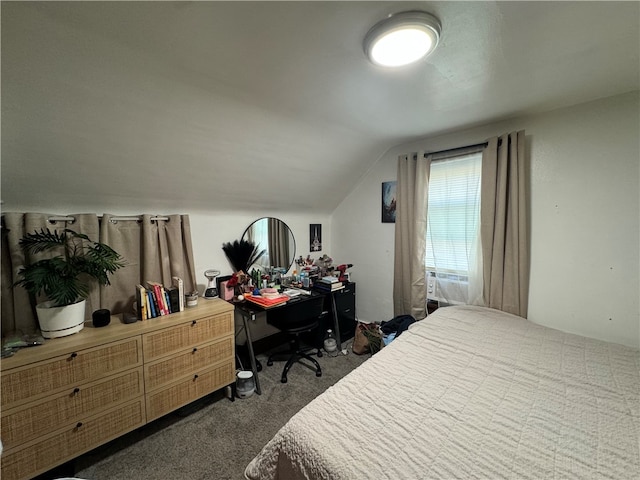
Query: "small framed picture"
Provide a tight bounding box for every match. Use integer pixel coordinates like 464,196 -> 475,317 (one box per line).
310,224 -> 322,251
382,181 -> 397,223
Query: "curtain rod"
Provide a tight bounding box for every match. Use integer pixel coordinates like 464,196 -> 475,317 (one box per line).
423,141 -> 487,158
47,215 -> 170,224
420,138 -> 503,159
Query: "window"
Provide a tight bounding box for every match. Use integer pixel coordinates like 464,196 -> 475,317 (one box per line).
425,151 -> 482,303
248,218 -> 270,267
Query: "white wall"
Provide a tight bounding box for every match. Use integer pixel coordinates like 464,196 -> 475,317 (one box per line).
332,91 -> 640,348
189,210 -> 331,292
1,203 -> 331,295
5,93 -> 638,347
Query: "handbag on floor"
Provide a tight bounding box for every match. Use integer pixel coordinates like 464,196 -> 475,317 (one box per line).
352,322 -> 384,355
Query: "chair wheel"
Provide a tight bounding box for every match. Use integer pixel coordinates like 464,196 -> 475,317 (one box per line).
281,376 -> 288,383
316,371 -> 322,377
256,360 -> 263,372
317,351 -> 323,357
267,360 -> 273,366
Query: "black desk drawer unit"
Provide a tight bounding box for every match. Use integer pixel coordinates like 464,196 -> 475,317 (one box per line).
305,282 -> 356,349
332,282 -> 356,341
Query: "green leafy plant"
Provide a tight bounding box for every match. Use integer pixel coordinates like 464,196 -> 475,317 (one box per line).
15,228 -> 125,307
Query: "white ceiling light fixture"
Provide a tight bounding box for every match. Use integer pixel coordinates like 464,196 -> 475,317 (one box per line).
364,11 -> 441,67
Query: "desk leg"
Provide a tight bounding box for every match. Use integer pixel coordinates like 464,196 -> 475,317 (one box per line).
241,312 -> 262,395
330,292 -> 342,349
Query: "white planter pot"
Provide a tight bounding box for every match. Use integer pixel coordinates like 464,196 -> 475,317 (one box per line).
36,299 -> 86,339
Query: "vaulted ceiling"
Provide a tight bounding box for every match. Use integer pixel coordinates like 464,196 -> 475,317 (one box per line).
2,1 -> 638,213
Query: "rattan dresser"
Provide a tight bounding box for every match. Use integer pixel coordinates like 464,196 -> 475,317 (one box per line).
0,299 -> 234,480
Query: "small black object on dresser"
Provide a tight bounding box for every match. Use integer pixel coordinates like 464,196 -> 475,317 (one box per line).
92,309 -> 111,327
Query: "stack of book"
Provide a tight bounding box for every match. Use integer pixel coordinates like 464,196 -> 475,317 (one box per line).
314,276 -> 344,293
135,276 -> 185,320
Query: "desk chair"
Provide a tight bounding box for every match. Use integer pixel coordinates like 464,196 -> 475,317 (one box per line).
266,295 -> 325,383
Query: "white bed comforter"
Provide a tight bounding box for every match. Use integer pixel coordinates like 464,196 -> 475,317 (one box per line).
245,306 -> 639,479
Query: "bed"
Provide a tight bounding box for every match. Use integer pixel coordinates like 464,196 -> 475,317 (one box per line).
245,305 -> 639,479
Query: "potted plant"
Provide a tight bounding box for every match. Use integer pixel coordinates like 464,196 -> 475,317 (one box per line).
14,228 -> 124,338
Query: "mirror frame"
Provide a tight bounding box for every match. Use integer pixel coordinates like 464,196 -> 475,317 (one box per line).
241,217 -> 296,272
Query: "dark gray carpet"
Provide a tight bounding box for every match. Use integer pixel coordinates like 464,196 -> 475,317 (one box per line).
67,345 -> 368,480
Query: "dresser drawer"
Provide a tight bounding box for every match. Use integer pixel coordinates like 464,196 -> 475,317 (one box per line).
1,398 -> 146,480
145,361 -> 235,422
1,337 -> 142,409
1,367 -> 144,449
142,312 -> 233,361
144,337 -> 234,392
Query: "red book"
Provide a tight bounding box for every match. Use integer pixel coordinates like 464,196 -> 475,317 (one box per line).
147,281 -> 168,315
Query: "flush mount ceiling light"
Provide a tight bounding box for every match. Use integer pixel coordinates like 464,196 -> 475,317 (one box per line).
364,11 -> 441,67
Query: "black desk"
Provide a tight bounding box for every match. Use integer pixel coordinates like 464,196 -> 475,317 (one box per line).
234,290 -> 334,395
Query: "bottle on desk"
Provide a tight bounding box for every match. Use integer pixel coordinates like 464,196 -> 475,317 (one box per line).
323,329 -> 338,357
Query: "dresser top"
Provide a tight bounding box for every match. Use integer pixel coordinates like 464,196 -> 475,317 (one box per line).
1,299 -> 234,370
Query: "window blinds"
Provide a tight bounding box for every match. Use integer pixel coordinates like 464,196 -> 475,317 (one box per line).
425,152 -> 482,274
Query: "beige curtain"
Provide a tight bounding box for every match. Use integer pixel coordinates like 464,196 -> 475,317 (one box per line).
481,130 -> 529,317
2,213 -> 197,336
393,152 -> 430,319
101,213 -> 197,313
268,217 -> 290,269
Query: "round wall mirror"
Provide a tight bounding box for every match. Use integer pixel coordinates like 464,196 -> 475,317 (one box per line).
241,217 -> 296,272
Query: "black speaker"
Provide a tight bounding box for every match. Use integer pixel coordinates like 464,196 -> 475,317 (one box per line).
92,309 -> 111,328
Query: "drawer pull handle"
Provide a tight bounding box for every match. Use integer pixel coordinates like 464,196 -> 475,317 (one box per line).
76,422 -> 83,429
70,352 -> 78,359
193,374 -> 199,380
73,387 -> 80,395
192,320 -> 197,326
192,348 -> 198,353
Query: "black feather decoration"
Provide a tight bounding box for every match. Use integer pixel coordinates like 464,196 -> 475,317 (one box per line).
221,239 -> 266,273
